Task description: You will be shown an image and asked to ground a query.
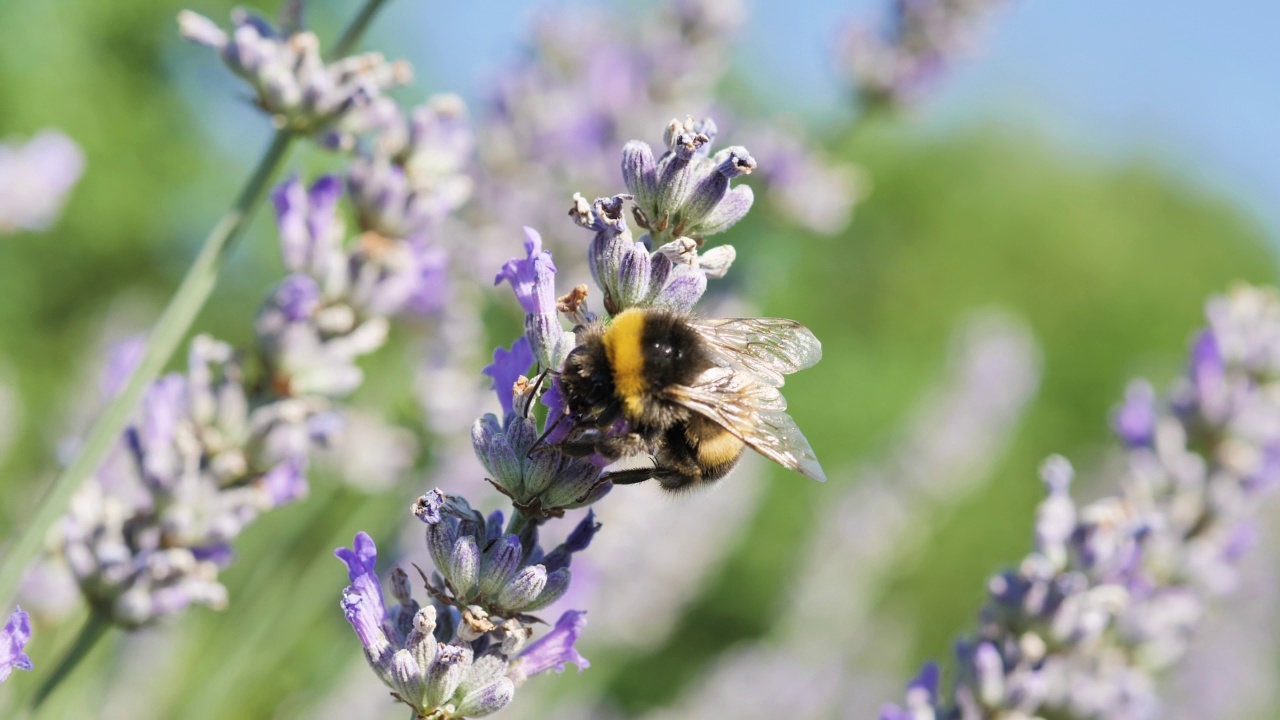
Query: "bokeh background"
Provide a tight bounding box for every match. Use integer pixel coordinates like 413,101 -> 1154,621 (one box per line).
0,0 -> 1277,717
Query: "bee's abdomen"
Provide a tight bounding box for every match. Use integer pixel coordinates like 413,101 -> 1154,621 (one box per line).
686,417 -> 744,482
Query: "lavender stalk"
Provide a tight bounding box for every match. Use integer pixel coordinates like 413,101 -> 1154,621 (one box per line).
9,0 -> 406,705
0,127 -> 294,619
883,284 -> 1280,719
337,115 -> 788,717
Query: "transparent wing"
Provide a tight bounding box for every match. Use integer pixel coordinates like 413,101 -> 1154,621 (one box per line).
666,366 -> 826,482
692,317 -> 822,387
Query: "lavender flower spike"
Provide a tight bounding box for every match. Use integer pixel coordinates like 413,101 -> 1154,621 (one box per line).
340,491 -> 596,718
623,116 -> 756,244
178,9 -> 411,134
0,607 -> 33,683
495,228 -> 576,369
886,284 -> 1280,719
569,193 -> 711,315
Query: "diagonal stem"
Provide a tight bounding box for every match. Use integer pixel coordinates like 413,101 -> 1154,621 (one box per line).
30,610 -> 112,712
0,127 -> 295,611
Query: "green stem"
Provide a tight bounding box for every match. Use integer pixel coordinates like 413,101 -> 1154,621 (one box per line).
30,611 -> 113,712
0,128 -> 295,611
328,0 -> 389,59
0,0 -> 397,613
505,508 -> 531,536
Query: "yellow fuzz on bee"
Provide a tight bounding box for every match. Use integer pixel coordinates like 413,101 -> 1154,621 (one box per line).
691,425 -> 745,467
603,309 -> 648,419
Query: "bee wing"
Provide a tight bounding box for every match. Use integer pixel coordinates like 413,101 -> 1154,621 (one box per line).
691,317 -> 822,387
666,366 -> 827,482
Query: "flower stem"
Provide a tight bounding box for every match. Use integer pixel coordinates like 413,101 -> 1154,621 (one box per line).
30,610 -> 112,712
506,508 -> 531,536
328,0 -> 389,60
0,0 -> 396,612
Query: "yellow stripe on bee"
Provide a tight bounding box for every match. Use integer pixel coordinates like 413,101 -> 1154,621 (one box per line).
604,309 -> 648,419
694,427 -> 745,467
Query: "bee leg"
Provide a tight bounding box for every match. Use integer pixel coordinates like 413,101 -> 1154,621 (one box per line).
555,427 -> 617,458
597,467 -> 657,486
574,467 -> 647,504
557,429 -> 650,459
592,465 -> 697,491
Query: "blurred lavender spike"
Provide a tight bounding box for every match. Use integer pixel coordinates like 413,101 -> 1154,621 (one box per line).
0,130 -> 85,234
837,0 -> 1008,110
45,80 -> 473,628
178,9 -> 411,136
885,284 -> 1280,719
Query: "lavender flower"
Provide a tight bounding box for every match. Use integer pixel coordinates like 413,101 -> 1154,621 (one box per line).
0,607 -> 33,683
178,9 -> 411,135
335,525 -> 590,718
557,120 -> 760,317
568,191 -> 726,316
494,228 -> 576,370
838,0 -> 1007,109
622,116 -> 756,244
45,14 -> 474,627
885,284 -> 1280,719
0,130 -> 85,234
57,336 -> 316,626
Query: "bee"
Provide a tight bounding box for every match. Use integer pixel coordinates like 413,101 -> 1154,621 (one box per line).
553,307 -> 826,492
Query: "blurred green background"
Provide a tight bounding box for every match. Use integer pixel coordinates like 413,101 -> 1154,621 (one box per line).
0,0 -> 1276,718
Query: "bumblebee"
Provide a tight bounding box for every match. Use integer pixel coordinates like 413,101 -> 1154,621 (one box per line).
554,307 -> 826,492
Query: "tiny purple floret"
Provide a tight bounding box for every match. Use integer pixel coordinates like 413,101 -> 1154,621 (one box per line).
0,607 -> 33,684
516,610 -> 590,676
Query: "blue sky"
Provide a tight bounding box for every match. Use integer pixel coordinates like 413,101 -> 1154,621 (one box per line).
376,0 -> 1280,237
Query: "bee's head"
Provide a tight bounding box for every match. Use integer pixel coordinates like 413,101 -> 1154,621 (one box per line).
639,312 -> 705,390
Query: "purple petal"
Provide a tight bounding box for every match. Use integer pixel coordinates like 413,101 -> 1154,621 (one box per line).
335,531 -> 379,581
0,607 -> 33,683
494,227 -> 557,315
272,175 -> 309,270
651,266 -> 706,312
515,609 -> 589,676
335,533 -> 392,658
482,337 -> 534,417
564,510 -> 600,553
1112,380 -> 1157,447
273,274 -> 322,323
261,456 -> 308,506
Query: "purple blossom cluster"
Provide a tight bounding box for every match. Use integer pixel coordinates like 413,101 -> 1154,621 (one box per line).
838,0 -> 1006,109
0,130 -> 84,235
337,113 -> 762,717
883,284 -> 1280,719
40,10 -> 473,631
178,8 -> 411,138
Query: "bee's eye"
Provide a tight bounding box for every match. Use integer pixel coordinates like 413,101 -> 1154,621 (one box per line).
653,341 -> 674,358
